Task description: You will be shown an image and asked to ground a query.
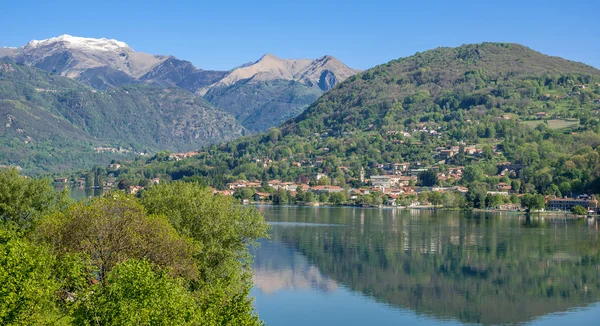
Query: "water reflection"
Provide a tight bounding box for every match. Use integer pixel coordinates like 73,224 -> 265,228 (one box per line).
253,207 -> 600,325
252,240 -> 337,294
55,185 -> 104,201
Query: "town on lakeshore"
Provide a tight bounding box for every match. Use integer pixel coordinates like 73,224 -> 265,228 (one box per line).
55,142 -> 599,216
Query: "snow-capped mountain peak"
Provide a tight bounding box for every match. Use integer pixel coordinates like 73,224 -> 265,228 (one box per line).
23,34 -> 131,52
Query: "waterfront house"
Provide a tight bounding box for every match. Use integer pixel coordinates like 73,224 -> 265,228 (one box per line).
548,198 -> 598,212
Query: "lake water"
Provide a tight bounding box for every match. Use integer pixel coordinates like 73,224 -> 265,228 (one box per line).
250,206 -> 600,325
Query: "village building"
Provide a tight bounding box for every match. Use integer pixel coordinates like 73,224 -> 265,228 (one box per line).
547,198 -> 598,212
310,186 -> 344,195
129,185 -> 143,195
253,192 -> 271,201
496,182 -> 512,191
169,152 -> 198,161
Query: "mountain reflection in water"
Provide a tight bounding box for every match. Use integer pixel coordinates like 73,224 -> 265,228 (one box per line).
252,240 -> 338,294
251,206 -> 600,325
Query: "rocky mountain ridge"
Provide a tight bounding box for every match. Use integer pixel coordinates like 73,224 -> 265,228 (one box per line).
1,35 -> 359,132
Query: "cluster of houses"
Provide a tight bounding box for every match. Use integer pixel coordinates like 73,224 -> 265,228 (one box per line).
169,151 -> 199,161
94,147 -> 130,154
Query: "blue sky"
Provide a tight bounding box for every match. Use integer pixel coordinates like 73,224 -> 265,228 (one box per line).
1,0 -> 599,70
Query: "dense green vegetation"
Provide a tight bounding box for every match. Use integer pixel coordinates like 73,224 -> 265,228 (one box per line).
0,58 -> 244,174
259,207 -> 600,324
87,43 -> 600,207
0,169 -> 269,325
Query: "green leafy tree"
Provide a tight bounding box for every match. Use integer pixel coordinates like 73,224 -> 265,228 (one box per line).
141,182 -> 269,324
466,182 -> 489,209
486,194 -> 504,208
571,205 -> 588,215
330,192 -> 347,205
428,191 -> 443,207
418,170 -> 438,187
317,176 -> 331,186
75,259 -> 202,326
0,169 -> 70,229
463,166 -> 484,183
319,193 -> 330,203
234,187 -> 256,200
0,229 -> 64,325
521,194 -> 546,212
36,192 -> 197,284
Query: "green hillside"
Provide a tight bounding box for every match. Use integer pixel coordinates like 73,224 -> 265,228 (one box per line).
287,42 -> 599,134
62,43 -> 600,202
0,59 -> 245,174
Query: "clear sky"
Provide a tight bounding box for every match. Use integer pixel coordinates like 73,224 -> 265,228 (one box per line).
1,0 -> 599,71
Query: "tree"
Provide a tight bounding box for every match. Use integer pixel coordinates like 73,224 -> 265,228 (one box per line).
428,191 -> 443,207
418,170 -> 438,187
85,172 -> 95,189
486,194 -> 504,208
317,176 -> 331,186
0,229 -> 63,325
466,182 -> 489,209
37,192 -> 198,284
571,205 -> 588,215
234,187 -> 255,200
0,169 -> 70,229
521,194 -> 546,212
141,182 -> 269,324
463,166 -> 483,183
273,188 -> 289,205
318,193 -> 330,203
330,192 -> 346,205
302,191 -> 315,203
74,259 -> 201,325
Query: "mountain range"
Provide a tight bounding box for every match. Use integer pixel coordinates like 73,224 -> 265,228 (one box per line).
1,35 -> 358,132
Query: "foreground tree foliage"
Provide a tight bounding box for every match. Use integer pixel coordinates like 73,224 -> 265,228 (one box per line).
74,259 -> 202,325
0,171 -> 269,325
142,182 -> 270,324
0,168 -> 70,229
0,229 -> 66,325
37,193 -> 198,283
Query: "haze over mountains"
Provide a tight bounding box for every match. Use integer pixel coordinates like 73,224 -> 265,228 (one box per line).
1,35 -> 358,132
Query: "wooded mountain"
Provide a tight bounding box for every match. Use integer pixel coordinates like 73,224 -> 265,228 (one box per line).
0,58 -> 244,174
285,42 -> 600,134
103,43 -> 600,199
1,35 -> 358,132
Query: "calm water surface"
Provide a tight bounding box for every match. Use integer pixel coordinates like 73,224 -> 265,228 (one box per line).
250,206 -> 600,325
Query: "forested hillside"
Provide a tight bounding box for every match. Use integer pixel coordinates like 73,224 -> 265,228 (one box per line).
0,59 -> 244,173
94,43 -> 600,205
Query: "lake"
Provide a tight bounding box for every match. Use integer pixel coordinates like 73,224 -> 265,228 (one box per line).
250,206 -> 600,325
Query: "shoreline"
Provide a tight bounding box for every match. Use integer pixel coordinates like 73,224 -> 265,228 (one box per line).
248,202 -> 598,219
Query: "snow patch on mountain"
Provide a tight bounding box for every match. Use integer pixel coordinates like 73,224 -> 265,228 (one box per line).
23,34 -> 131,52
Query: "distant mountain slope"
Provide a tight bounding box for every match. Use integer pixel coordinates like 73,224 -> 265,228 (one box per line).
0,59 -> 245,173
139,57 -> 228,90
1,35 -> 360,132
4,35 -> 168,89
211,54 -> 357,91
204,53 -> 360,132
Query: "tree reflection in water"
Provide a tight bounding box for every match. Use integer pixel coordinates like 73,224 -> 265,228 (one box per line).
252,206 -> 600,324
